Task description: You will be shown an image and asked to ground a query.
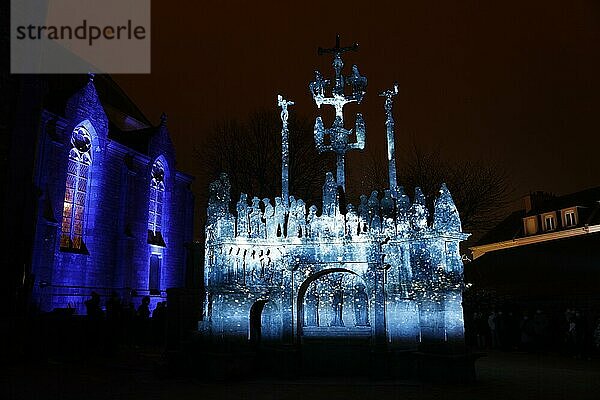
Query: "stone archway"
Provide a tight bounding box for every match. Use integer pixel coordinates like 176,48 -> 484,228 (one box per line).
295,267 -> 372,340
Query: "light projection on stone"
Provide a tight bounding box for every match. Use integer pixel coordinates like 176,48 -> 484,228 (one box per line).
278,94 -> 294,206
309,35 -> 366,191
202,37 -> 469,349
380,83 -> 399,198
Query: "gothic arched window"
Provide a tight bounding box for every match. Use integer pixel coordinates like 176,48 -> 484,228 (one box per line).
148,158 -> 166,246
60,125 -> 92,250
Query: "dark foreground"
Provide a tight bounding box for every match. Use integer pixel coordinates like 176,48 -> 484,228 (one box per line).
4,349 -> 600,400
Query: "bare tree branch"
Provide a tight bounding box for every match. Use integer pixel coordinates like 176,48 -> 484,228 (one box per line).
194,109 -> 330,212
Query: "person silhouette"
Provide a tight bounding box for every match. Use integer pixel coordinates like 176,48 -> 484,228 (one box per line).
137,296 -> 151,320
85,291 -> 103,320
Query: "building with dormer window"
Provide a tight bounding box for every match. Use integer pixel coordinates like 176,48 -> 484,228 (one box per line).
467,186 -> 600,308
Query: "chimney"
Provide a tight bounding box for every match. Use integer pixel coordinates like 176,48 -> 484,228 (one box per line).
522,191 -> 555,213
523,194 -> 533,213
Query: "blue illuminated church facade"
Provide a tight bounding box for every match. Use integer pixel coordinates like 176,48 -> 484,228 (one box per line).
202,38 -> 468,350
29,75 -> 194,313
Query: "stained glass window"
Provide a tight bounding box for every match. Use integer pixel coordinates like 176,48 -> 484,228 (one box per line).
148,159 -> 165,245
60,125 -> 91,250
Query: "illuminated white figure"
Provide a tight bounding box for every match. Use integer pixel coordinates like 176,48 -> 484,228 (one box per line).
202,38 -> 470,354
309,35 -> 367,191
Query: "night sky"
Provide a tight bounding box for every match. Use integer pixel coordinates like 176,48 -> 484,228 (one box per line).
115,0 -> 600,213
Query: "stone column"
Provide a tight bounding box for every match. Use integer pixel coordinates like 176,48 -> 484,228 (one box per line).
280,262 -> 296,344
372,262 -> 388,347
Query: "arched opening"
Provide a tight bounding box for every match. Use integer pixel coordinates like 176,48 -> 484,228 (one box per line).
296,267 -> 374,376
249,300 -> 267,345
296,267 -> 372,340
249,299 -> 282,346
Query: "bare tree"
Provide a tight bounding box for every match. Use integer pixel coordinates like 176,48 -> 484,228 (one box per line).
402,145 -> 511,235
358,143 -> 512,238
196,111 -> 511,241
195,109 -> 331,212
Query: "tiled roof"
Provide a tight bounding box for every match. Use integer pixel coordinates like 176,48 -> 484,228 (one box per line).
525,186 -> 600,216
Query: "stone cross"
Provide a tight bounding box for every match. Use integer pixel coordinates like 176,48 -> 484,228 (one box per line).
309,35 -> 367,192
317,34 -> 358,56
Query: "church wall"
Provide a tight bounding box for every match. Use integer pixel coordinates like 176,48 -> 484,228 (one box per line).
29,101 -> 194,313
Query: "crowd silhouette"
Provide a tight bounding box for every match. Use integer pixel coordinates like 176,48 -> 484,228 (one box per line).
81,292 -> 169,354
466,307 -> 600,359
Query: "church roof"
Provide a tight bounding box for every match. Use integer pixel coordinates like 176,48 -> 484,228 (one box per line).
43,74 -> 157,155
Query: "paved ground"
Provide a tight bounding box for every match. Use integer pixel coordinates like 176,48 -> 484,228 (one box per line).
4,350 -> 600,400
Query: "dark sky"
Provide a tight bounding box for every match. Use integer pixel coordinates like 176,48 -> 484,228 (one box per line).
115,0 -> 600,211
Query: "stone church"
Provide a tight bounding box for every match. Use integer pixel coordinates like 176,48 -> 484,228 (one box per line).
20,74 -> 194,313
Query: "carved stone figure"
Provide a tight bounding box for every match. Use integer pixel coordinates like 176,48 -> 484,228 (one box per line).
367,190 -> 379,225
354,284 -> 369,326
249,196 -> 263,238
330,286 -> 344,327
381,189 -> 394,219
346,203 -> 359,236
347,64 -> 367,101
305,289 -> 319,327
371,214 -> 382,233
309,70 -> 329,102
278,95 -> 294,125
322,172 -> 338,217
263,198 -> 275,238
334,213 -> 346,237
307,204 -> 318,237
236,193 -> 249,237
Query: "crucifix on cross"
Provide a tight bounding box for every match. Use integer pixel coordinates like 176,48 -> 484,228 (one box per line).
317,34 -> 358,56
309,35 -> 367,192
